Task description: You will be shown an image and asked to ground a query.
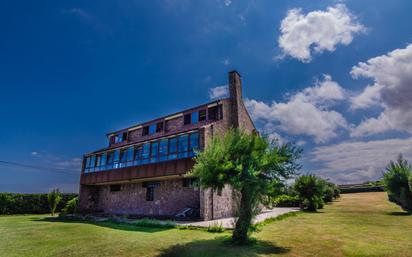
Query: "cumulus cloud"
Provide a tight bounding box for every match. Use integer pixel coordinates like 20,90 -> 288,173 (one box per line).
278,4 -> 365,62
245,75 -> 348,143
209,85 -> 229,100
223,0 -> 232,7
350,44 -> 412,137
311,137 -> 412,184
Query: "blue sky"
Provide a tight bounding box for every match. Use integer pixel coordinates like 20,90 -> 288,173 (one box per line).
1,0 -> 412,193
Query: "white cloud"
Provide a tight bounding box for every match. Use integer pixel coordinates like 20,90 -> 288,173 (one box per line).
209,85 -> 229,100
223,0 -> 232,7
278,4 -> 365,62
245,75 -> 349,143
31,151 -> 38,156
350,84 -> 383,110
221,58 -> 230,66
351,44 -> 412,137
311,137 -> 412,184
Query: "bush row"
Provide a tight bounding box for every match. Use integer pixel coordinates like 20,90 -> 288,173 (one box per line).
0,193 -> 77,215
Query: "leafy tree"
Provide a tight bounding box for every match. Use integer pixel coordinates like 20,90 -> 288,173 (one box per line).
48,188 -> 62,216
191,129 -> 301,244
61,197 -> 78,215
294,174 -> 325,211
383,155 -> 412,213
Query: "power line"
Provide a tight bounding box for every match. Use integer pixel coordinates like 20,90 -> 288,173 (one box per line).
0,160 -> 80,175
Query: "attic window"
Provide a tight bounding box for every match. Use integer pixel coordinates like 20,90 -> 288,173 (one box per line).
156,122 -> 163,133
184,114 -> 191,125
142,126 -> 149,136
199,109 -> 206,122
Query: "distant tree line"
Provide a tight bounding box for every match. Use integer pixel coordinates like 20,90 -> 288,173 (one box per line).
0,192 -> 77,215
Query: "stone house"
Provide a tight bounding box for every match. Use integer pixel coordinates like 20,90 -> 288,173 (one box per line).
78,71 -> 255,220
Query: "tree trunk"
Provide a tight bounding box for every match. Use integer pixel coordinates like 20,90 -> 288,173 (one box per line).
232,186 -> 253,244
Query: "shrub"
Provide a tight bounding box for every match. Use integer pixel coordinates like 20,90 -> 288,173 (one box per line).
48,188 -> 62,216
273,194 -> 300,207
207,222 -> 224,233
0,193 -> 77,215
294,174 -> 325,211
133,218 -> 176,229
383,155 -> 412,213
60,197 -> 78,215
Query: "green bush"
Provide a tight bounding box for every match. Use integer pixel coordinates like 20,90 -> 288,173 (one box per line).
133,218 -> 177,229
207,222 -> 224,233
383,155 -> 412,213
294,174 -> 325,211
0,193 -> 77,215
273,194 -> 300,207
60,197 -> 78,215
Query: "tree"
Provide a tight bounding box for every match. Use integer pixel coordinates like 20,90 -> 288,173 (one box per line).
294,174 -> 325,211
383,155 -> 412,213
191,129 -> 301,244
47,188 -> 62,216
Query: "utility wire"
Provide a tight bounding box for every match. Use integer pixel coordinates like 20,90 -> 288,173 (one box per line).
0,160 -> 80,175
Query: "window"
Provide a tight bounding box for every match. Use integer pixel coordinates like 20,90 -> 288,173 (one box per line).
184,114 -> 191,125
191,111 -> 199,124
119,149 -> 127,168
150,141 -> 159,162
208,105 -> 218,120
84,156 -> 91,173
142,126 -> 149,136
183,178 -> 198,188
168,137 -> 178,160
95,155 -> 101,171
113,149 -> 120,168
199,109 -> 206,122
89,155 -> 96,172
113,132 -> 126,144
178,134 -> 188,158
134,145 -> 142,165
100,153 -> 107,169
189,132 -> 199,156
143,182 -> 159,201
146,187 -> 154,201
141,143 -> 150,164
159,139 -> 168,161
149,124 -> 156,135
110,184 -> 121,192
156,122 -> 163,133
126,147 -> 134,166
106,151 -> 114,169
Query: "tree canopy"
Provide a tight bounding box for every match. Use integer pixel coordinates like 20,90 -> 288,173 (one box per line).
191,129 -> 302,244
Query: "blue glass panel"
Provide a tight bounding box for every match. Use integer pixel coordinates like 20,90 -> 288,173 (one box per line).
100,154 -> 107,169
85,157 -> 91,168
149,124 -> 156,135
169,137 -> 177,153
191,112 -> 199,124
127,147 -> 134,161
159,139 -> 168,161
189,132 -> 199,155
113,149 -> 120,162
151,141 -> 159,162
90,155 -> 96,168
178,135 -> 188,152
142,143 -> 150,161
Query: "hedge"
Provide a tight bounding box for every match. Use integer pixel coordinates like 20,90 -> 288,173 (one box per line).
0,193 -> 78,215
339,186 -> 384,194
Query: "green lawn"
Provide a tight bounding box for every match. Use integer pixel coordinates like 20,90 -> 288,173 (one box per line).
1,192 -> 411,257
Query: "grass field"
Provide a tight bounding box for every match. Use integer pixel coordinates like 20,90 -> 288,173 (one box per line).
0,192 -> 411,257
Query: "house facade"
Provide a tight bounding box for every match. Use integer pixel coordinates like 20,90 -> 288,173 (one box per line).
78,71 -> 255,220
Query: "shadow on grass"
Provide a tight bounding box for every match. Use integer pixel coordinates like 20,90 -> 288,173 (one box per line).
31,216 -> 171,233
156,237 -> 290,257
388,211 -> 411,216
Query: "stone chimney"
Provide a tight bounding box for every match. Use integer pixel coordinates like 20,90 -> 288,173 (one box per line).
228,70 -> 242,128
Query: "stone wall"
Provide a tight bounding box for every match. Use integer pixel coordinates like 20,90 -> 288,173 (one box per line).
89,179 -> 199,217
